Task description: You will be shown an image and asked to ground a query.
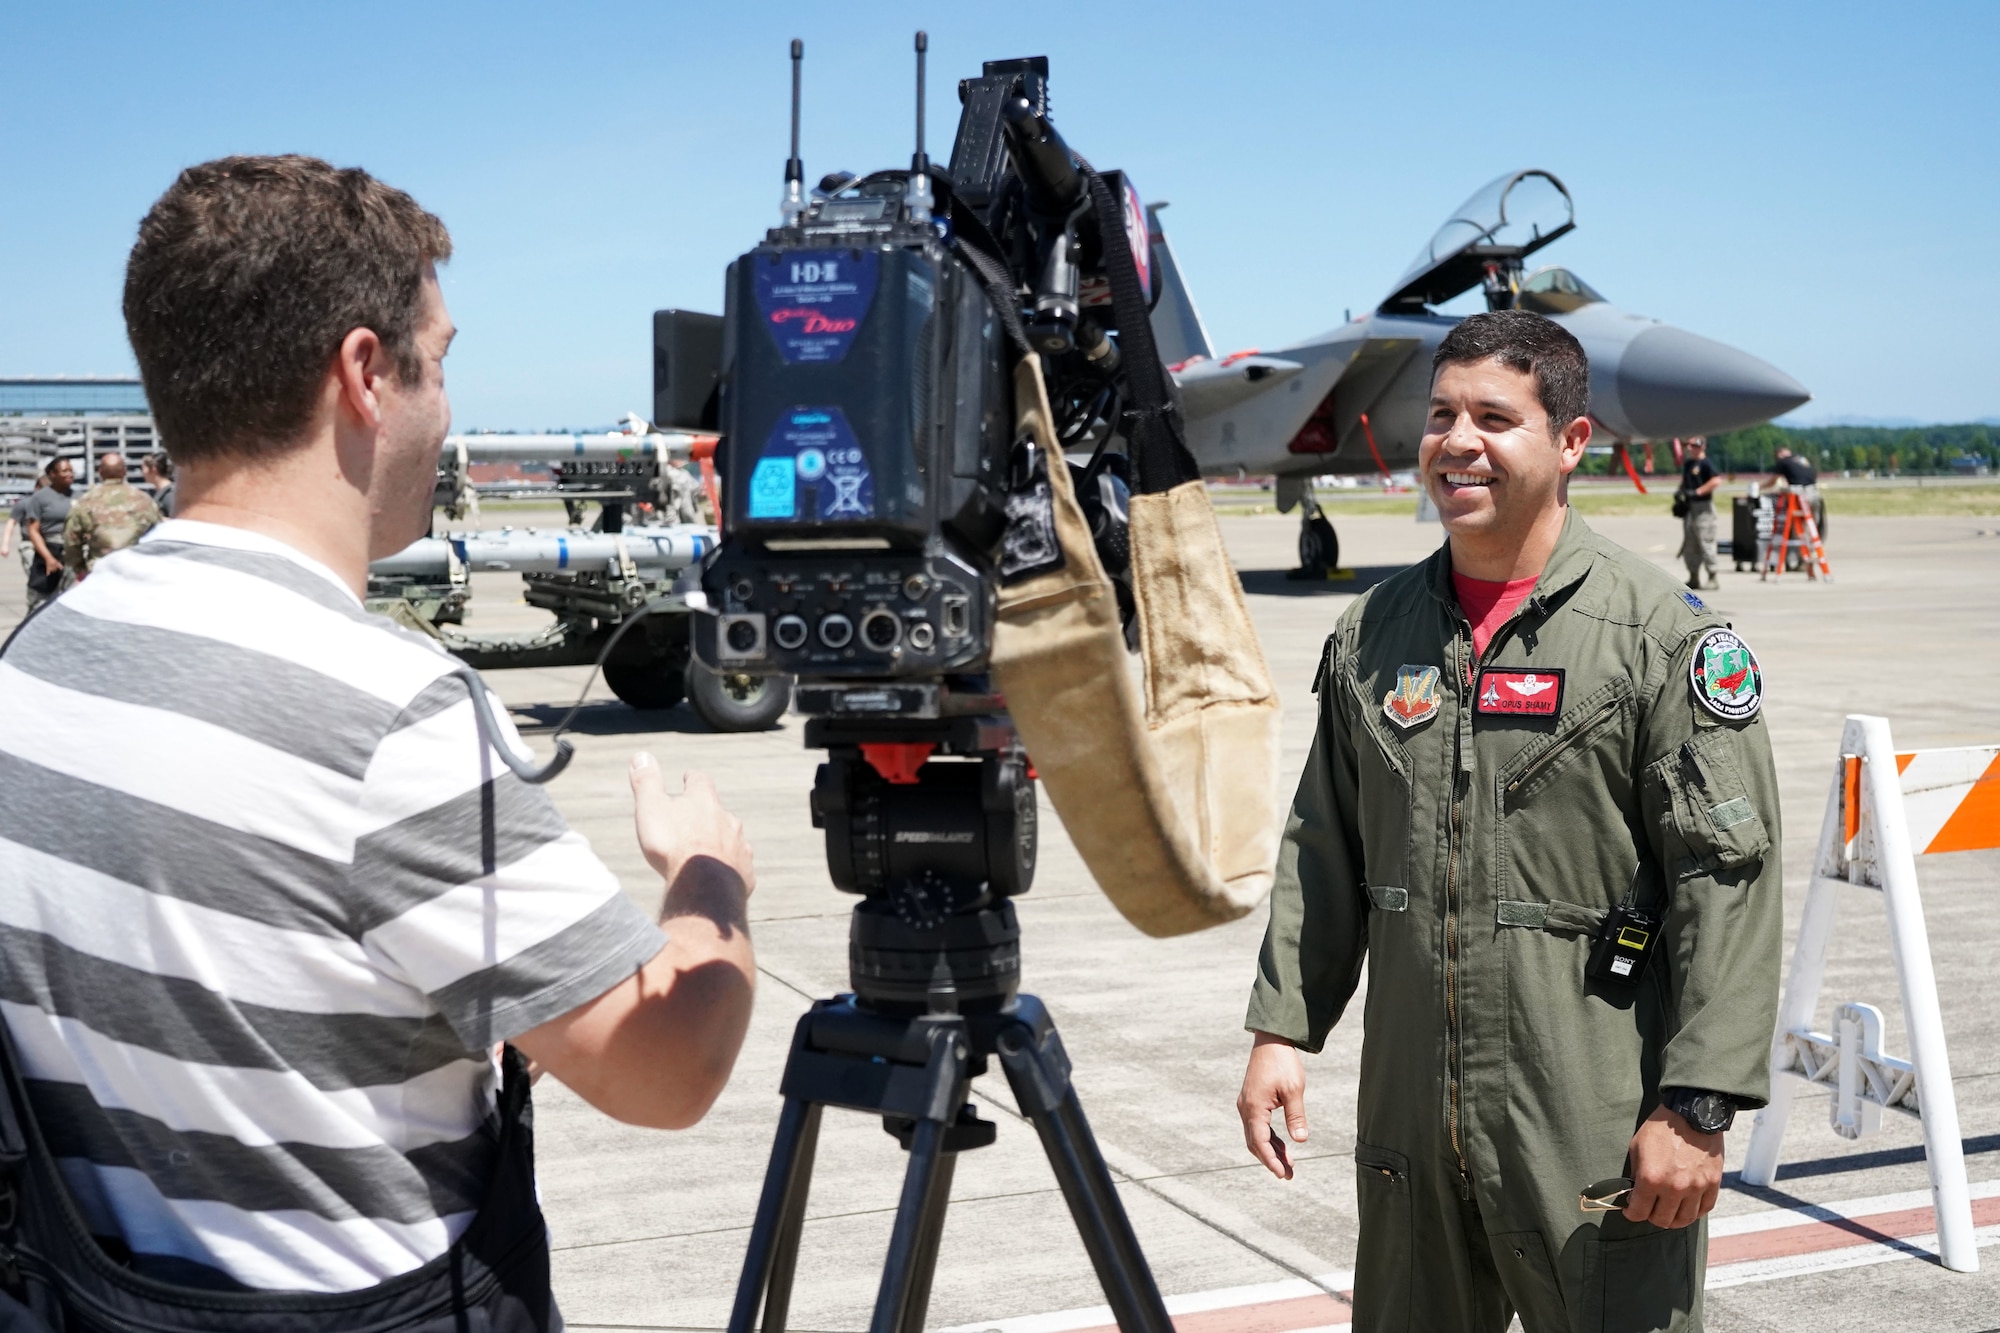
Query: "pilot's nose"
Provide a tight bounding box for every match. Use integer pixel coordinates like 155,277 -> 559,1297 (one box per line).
1617,327 -> 1810,438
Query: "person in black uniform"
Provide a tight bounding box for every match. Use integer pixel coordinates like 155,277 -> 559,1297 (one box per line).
1763,446 -> 1825,539
1677,437 -> 1723,589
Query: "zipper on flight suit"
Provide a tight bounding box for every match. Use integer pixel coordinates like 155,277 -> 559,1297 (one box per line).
1443,593 -> 1547,1202
1504,697 -> 1624,799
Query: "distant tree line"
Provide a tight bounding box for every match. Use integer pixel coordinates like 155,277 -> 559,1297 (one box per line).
1572,422 -> 1997,478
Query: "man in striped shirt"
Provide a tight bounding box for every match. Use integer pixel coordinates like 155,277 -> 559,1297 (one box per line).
0,156 -> 758,1308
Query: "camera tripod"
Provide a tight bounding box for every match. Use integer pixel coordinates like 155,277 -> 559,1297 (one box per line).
727,718 -> 1171,1333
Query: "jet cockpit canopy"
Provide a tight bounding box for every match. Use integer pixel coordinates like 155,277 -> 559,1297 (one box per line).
1516,265 -> 1606,316
1380,169 -> 1574,314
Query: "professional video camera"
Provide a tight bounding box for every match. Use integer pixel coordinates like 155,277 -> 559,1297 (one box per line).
692,36 -> 1162,995
700,37 -> 1178,1333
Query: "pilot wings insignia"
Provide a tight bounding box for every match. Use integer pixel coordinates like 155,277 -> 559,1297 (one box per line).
1476,668 -> 1566,717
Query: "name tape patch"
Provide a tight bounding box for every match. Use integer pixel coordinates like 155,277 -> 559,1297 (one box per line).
1476,668 -> 1566,717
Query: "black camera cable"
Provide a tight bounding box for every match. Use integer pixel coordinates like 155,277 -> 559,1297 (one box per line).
448,596 -> 685,786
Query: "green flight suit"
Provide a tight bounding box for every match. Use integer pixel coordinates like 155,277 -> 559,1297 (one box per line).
1247,511 -> 1782,1333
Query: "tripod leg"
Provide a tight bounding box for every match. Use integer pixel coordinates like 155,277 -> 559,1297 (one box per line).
761,1101 -> 823,1333
896,1146 -> 959,1333
872,1116 -> 951,1333
730,1096 -> 824,1333
997,1005 -> 1171,1333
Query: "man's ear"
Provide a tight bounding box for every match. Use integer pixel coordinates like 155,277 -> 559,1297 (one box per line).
332,326 -> 388,429
1556,414 -> 1592,475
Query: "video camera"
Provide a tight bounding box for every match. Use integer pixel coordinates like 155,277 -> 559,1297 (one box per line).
691,43 -> 1150,711
704,41 -> 1191,1329
689,37 -> 1160,1012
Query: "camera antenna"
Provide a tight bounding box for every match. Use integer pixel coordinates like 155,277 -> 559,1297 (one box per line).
781,38 -> 806,225
905,31 -> 935,224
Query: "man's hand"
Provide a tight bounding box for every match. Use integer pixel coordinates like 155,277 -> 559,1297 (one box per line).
1625,1105 -> 1723,1228
1237,1032 -> 1308,1180
512,755 -> 758,1131
630,754 -> 755,909
41,552 -> 60,575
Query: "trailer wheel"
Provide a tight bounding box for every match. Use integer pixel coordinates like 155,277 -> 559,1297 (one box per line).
687,663 -> 792,732
603,657 -> 688,711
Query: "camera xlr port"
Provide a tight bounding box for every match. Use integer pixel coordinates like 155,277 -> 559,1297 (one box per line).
725,619 -> 762,654
772,614 -> 809,651
818,614 -> 854,649
907,621 -> 935,652
861,609 -> 902,650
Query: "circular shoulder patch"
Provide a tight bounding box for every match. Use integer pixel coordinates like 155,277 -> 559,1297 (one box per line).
1690,627 -> 1763,721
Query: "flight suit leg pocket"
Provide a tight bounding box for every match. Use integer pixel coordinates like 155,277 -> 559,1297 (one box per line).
1590,1218 -> 1699,1332
1351,1142 -> 1412,1331
1491,1230 -> 1567,1333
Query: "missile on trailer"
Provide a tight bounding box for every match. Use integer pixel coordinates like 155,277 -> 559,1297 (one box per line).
444,432 -> 708,463
371,525 -> 715,578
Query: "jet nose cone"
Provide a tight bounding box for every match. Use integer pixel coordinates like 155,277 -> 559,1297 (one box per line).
1617,326 -> 1810,438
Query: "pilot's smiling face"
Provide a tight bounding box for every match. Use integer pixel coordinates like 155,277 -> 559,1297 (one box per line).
1420,358 -> 1582,545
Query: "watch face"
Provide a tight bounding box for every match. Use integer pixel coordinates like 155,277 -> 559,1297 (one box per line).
1683,1093 -> 1731,1132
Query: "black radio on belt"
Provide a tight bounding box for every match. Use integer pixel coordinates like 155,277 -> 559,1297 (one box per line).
1587,903 -> 1658,987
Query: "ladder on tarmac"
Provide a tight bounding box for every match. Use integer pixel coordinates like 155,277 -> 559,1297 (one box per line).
1761,490 -> 1832,581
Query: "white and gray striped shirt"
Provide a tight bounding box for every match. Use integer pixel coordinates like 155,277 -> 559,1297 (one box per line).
0,520 -> 664,1292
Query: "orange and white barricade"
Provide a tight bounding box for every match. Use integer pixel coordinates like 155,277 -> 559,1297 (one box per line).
1742,716 -> 1998,1272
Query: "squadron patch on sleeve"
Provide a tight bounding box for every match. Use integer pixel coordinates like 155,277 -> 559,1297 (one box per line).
1690,627 -> 1763,721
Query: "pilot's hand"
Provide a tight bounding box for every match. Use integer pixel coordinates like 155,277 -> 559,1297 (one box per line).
629,756 -> 756,907
1238,1032 -> 1308,1181
1624,1105 -> 1723,1228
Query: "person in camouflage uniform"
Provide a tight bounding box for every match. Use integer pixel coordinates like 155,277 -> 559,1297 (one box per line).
62,452 -> 162,581
658,459 -> 707,525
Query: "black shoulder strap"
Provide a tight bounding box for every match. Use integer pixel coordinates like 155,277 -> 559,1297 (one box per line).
1086,173 -> 1200,496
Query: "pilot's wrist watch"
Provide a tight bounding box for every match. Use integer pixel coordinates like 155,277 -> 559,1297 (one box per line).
1661,1086 -> 1736,1134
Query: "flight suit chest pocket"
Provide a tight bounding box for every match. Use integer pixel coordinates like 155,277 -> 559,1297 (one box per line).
1650,728 -> 1771,877
1344,663 -> 1415,892
1497,678 -> 1633,809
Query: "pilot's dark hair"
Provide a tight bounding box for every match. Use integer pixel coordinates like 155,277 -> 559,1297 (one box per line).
123,155 -> 451,464
1432,310 -> 1590,433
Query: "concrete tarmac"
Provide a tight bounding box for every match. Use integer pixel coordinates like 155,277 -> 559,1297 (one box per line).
15,508 -> 1999,1330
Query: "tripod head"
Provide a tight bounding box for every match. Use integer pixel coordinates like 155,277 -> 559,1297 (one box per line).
807,710 -> 1036,1013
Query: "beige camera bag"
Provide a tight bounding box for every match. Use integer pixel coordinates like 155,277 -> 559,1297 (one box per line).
991,357 -> 1281,937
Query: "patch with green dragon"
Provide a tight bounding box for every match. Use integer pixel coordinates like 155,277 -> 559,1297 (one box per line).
1690,627 -> 1762,721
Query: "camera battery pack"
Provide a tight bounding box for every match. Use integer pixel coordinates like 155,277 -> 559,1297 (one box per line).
1586,904 -> 1658,987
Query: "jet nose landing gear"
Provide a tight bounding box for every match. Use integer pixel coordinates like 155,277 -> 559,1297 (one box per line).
1286,498 -> 1341,581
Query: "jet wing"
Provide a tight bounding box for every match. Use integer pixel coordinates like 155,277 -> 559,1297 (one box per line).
1175,355 -> 1306,416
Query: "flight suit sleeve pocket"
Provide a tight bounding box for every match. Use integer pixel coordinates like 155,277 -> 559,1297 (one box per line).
1650,730 -> 1771,877
1352,1142 -> 1411,1329
1367,884 -> 1409,912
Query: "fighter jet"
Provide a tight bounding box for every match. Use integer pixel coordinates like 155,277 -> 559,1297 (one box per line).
1151,169 -> 1812,571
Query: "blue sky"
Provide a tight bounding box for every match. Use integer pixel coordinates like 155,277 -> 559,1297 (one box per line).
3,1 -> 1994,428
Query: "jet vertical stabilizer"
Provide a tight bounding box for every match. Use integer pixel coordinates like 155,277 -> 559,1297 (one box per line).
1146,203 -> 1214,367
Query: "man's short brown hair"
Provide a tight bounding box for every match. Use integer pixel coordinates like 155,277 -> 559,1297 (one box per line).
1432,309 -> 1590,434
123,155 -> 451,463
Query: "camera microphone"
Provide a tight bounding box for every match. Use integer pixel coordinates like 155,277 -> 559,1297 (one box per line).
905,31 -> 935,226
999,95 -> 1084,216
781,39 -> 806,225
